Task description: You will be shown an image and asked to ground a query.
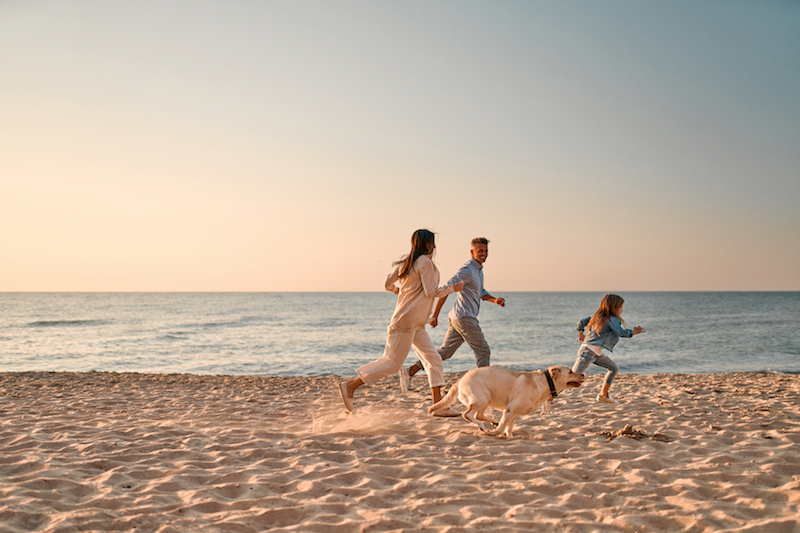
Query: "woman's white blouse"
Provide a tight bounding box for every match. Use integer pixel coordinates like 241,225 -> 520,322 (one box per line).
385,255 -> 455,332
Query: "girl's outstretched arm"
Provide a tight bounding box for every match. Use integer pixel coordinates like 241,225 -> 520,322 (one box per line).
607,316 -> 635,338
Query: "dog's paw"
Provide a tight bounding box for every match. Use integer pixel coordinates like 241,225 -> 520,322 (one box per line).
540,399 -> 555,415
479,421 -> 496,433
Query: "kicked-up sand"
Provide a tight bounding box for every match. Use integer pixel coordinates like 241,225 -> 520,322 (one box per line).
1,370 -> 799,532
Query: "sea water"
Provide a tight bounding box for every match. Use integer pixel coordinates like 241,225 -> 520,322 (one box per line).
1,292 -> 798,377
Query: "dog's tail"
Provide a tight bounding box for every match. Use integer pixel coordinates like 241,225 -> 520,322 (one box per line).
428,379 -> 460,414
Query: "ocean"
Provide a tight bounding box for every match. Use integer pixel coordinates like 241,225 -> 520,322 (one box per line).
1,292 -> 798,377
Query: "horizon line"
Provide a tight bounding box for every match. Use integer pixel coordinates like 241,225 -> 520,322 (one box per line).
2,290 -> 799,294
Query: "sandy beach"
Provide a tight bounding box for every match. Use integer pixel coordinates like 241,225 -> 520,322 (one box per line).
1,370 -> 798,533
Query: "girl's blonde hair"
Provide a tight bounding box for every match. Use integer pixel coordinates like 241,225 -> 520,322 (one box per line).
587,294 -> 626,335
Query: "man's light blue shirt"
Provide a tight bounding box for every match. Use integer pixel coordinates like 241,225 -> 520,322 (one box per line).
447,258 -> 489,321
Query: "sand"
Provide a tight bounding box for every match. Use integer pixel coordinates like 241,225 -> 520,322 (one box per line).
1,370 -> 799,533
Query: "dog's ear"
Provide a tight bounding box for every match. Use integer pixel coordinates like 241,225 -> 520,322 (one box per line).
550,366 -> 561,379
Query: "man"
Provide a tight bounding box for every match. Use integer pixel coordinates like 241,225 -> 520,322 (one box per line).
400,237 -> 505,394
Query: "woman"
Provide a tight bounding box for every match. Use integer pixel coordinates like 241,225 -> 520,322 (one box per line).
339,229 -> 464,414
574,294 -> 645,404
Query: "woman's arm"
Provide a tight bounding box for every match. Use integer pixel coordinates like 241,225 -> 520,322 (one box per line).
384,267 -> 400,295
417,256 -> 460,298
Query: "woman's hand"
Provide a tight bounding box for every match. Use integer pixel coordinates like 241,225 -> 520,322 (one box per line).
578,331 -> 585,343
633,326 -> 645,335
453,281 -> 465,292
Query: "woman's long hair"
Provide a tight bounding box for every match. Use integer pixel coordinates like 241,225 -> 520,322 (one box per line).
394,229 -> 436,279
587,294 -> 626,334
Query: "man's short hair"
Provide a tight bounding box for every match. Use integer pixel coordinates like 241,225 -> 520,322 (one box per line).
471,237 -> 489,246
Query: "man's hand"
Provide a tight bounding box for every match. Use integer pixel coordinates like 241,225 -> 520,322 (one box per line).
429,316 -> 439,328
495,297 -> 505,307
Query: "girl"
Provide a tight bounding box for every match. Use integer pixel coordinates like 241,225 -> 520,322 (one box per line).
574,294 -> 645,404
339,229 -> 464,414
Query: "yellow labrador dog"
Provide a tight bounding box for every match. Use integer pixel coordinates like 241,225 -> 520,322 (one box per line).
429,365 -> 584,438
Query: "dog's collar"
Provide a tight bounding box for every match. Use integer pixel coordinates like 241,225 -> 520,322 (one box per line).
544,369 -> 558,398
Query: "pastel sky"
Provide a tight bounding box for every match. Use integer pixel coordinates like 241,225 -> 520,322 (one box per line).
2,1 -> 798,292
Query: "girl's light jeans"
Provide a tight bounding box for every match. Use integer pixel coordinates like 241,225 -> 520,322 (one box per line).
572,345 -> 619,386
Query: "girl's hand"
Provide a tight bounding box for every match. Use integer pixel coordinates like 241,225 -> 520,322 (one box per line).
578,331 -> 585,343
453,281 -> 465,292
633,326 -> 645,335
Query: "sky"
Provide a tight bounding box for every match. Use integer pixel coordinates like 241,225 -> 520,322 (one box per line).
1,0 -> 798,292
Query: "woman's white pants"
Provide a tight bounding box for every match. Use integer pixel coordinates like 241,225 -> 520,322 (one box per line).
357,328 -> 445,389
